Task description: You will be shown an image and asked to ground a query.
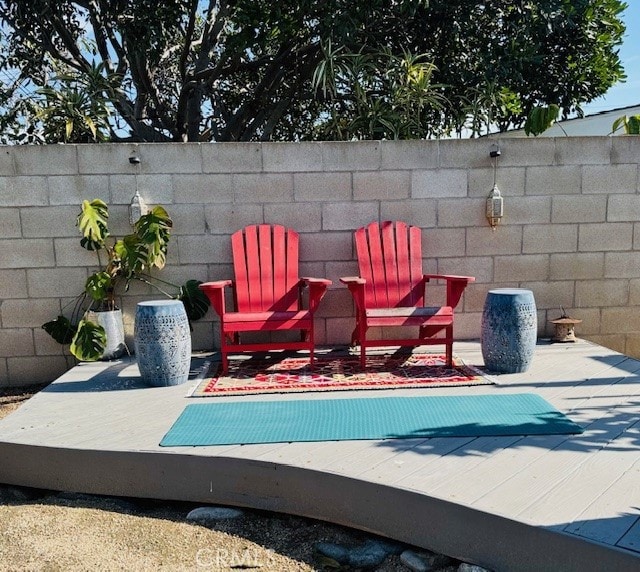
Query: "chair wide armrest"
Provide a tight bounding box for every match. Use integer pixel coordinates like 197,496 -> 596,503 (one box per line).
199,280 -> 233,317
423,274 -> 475,309
300,277 -> 331,312
339,276 -> 367,312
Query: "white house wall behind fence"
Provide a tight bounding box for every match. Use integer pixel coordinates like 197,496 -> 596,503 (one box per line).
1,138 -> 639,387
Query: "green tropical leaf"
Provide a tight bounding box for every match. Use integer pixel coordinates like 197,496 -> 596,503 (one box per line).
77,199 -> 109,250
114,235 -> 147,277
85,271 -> 112,302
42,315 -> 76,345
524,105 -> 560,136
70,319 -> 106,361
135,206 -> 172,269
627,115 -> 640,135
178,280 -> 210,322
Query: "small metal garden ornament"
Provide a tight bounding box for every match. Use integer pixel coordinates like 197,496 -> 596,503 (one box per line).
549,308 -> 582,342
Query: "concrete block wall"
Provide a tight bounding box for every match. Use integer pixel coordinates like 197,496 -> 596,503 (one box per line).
1,137 -> 639,387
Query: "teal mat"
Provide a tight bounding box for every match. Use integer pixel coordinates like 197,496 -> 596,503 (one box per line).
160,393 -> 583,446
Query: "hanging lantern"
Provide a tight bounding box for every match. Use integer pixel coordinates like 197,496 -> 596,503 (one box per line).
486,185 -> 503,229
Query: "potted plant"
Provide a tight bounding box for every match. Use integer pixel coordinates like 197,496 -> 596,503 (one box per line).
43,199 -> 210,361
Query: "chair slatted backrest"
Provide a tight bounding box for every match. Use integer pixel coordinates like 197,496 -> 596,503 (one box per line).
355,221 -> 425,308
232,224 -> 300,312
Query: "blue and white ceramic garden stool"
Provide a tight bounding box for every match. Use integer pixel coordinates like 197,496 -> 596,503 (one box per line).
481,288 -> 537,374
134,300 -> 192,386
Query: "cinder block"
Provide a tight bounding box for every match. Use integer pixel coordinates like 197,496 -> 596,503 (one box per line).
21,206 -> 79,238
521,281 -> 575,310
0,208 -> 21,238
326,261 -> 359,285
33,327 -> 68,356
412,169 -> 467,198
585,334 -> 626,355
177,235 -> 233,264
466,226 -> 523,256
495,137 -> 555,167
137,143 -> 203,174
555,137 -> 610,165
0,269 -> 27,299
436,256 -> 494,283
629,279 -> 640,306
437,199 -> 485,228
174,174 -> 233,203
353,171 -> 410,200
321,141 -> 381,172
7,356 -> 70,385
608,195 -> 640,221
453,312 -> 482,339
53,238 -> 98,267
168,204 -> 206,235
611,136 -> 640,165
506,196 -> 552,225
48,175 -> 109,205
583,164 -> 637,194
380,200 -> 437,228
550,253 -> 604,280
293,172 -> 352,202
575,279 -> 629,307
14,145 -> 78,175
1,239 -> 54,269
325,317 -> 355,345
27,267 -> 88,298
523,224 -> 577,253
439,139 -> 493,169
322,202 -> 378,231
494,254 -> 549,282
601,307 -> 640,334
0,147 -> 14,176
579,223 -> 633,251
2,299 -> 61,328
158,264 -> 210,286
552,195 -> 606,223
190,320 -> 216,351
109,175 -> 136,205
0,329 -> 35,357
604,252 -> 640,278
1,176 -> 48,206
234,173 -> 293,203
525,166 -> 581,195
624,333 -> 640,359
0,359 -> 7,386
299,232 -> 353,261
204,204 -> 263,234
124,175 -> 173,205
468,167 -> 525,197
264,203 -> 322,231
463,283 -> 501,313
422,228 -> 466,258
78,144 -> 137,174
202,143 -> 262,173
380,140 -> 438,169
316,288 -> 353,318
262,142 -> 323,172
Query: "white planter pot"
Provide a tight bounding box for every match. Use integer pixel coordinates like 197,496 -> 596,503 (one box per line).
86,309 -> 127,360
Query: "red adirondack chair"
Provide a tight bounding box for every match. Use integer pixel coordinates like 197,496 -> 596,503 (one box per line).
199,224 -> 331,373
340,221 -> 475,368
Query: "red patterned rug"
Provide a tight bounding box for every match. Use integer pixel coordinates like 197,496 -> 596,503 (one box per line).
189,353 -> 492,397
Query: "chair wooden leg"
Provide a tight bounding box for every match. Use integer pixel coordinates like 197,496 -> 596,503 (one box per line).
445,325 -> 453,368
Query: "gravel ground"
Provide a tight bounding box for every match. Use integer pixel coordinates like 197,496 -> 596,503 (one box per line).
0,386 -> 461,572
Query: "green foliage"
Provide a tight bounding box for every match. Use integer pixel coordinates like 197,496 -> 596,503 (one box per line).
0,0 -> 628,141
43,200 -> 210,361
70,319 -> 107,362
524,104 -> 562,136
612,114 -> 640,135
